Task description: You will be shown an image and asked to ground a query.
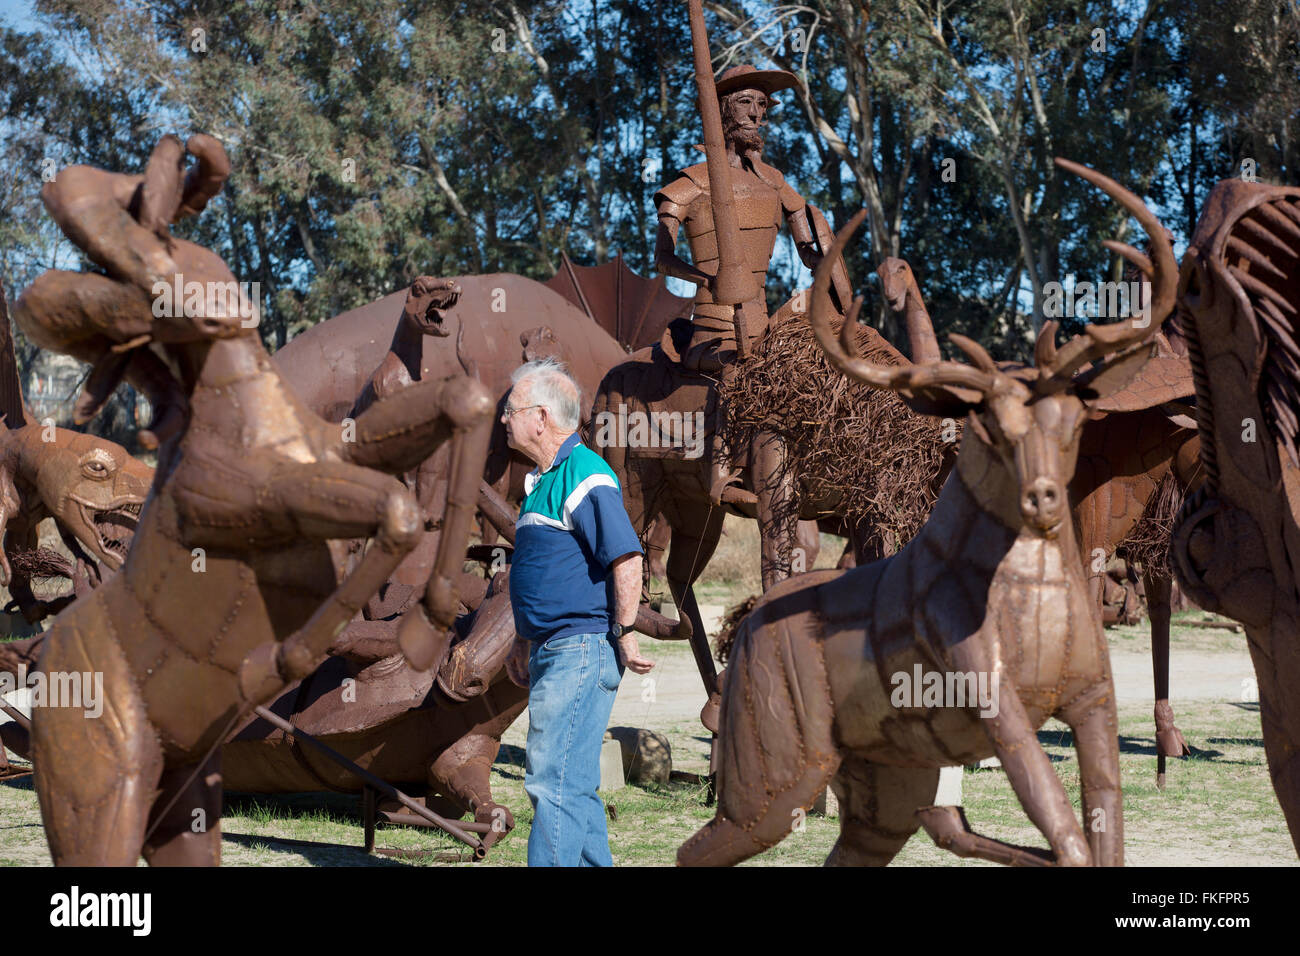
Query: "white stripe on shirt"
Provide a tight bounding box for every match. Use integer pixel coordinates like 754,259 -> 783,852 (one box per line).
562,473 -> 618,528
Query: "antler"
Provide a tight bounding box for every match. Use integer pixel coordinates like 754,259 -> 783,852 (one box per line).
1044,159 -> 1171,379
810,211 -> 994,395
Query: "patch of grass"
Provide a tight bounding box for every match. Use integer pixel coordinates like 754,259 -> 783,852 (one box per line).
3,697 -> 1289,866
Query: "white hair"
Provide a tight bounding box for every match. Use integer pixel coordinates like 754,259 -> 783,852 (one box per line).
511,358 -> 582,431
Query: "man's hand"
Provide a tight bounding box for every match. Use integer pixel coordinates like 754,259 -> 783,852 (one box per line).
617,631 -> 654,675
505,636 -> 530,688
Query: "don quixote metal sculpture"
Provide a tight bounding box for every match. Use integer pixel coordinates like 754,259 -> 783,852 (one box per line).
680,160 -> 1176,867
12,133 -> 497,865
1171,175 -> 1300,856
593,0 -> 919,729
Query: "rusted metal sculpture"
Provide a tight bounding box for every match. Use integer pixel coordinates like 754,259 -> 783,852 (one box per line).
1171,176 -> 1300,855
880,239 -> 1203,786
12,133 -> 495,866
0,282 -> 152,626
544,252 -> 693,351
594,8 -> 863,725
681,163 -> 1172,868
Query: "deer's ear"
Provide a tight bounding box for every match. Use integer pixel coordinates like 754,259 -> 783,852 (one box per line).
1071,341 -> 1153,401
898,384 -> 982,418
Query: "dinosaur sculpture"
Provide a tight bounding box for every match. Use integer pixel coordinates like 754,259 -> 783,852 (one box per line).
0,425 -> 151,623
1170,176 -> 1300,855
0,281 -> 153,627
13,132 -> 495,866
878,242 -> 1202,786
272,272 -> 630,630
680,162 -> 1171,868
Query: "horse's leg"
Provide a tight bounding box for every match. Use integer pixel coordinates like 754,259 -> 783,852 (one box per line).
142,752 -> 223,866
827,756 -> 937,866
665,507 -> 724,704
793,520 -> 820,573
1145,566 -> 1188,789
1059,683 -> 1125,866
1246,607 -> 1300,855
427,684 -> 528,852
644,514 -> 672,581
665,504 -> 724,801
750,430 -> 798,590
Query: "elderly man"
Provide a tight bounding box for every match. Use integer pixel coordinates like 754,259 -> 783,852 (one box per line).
502,358 -> 653,867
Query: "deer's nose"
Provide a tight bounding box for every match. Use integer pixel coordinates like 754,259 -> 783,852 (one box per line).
1021,477 -> 1064,531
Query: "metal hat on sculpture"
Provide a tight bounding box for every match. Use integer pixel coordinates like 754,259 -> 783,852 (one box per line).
714,64 -> 802,99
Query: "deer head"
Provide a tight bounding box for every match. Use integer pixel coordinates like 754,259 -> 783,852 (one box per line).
812,162 -> 1175,539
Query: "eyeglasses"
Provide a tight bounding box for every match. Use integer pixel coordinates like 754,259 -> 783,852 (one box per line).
502,402 -> 543,421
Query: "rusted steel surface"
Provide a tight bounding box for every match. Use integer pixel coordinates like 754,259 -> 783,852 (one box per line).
883,224 -> 1201,787
682,163 -> 1173,867
12,133 -> 494,866
1171,176 -> 1300,856
543,253 -> 692,351
248,704 -> 487,857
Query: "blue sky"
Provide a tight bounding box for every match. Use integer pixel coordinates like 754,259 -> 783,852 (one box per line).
0,0 -> 37,32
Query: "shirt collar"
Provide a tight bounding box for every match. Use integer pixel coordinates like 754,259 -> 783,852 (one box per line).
524,432 -> 582,494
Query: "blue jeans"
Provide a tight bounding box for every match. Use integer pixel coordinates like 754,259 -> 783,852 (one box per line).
524,631 -> 624,866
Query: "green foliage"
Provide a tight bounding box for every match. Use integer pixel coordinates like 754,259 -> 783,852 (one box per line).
0,0 -> 1295,366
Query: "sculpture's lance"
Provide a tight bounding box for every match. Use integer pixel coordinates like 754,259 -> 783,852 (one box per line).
686,0 -> 758,359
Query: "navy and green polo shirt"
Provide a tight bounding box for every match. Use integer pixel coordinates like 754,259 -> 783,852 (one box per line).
509,433 -> 643,643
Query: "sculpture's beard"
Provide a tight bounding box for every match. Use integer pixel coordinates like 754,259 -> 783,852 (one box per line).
723,118 -> 764,156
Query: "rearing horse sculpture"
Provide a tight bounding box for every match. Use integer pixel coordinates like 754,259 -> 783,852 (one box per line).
14,133 -> 494,866
679,162 -> 1173,867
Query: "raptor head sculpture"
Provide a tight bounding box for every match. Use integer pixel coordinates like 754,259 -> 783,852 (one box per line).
22,426 -> 152,571
401,276 -> 461,338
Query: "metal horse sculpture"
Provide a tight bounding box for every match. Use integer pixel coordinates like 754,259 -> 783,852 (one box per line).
13,133 -> 494,865
680,164 -> 1171,868
1171,175 -> 1300,855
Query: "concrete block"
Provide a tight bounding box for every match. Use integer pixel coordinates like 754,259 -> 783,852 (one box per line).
599,737 -> 625,792
607,726 -> 672,785
934,765 -> 963,806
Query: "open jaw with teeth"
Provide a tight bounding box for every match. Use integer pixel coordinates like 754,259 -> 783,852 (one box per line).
84,500 -> 143,566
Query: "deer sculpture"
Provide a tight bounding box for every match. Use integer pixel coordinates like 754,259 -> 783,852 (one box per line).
13,133 -> 494,866
877,240 -> 1201,787
679,163 -> 1174,867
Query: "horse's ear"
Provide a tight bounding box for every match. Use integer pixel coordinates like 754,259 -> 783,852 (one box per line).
896,385 -> 982,418
1072,341 -> 1154,401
